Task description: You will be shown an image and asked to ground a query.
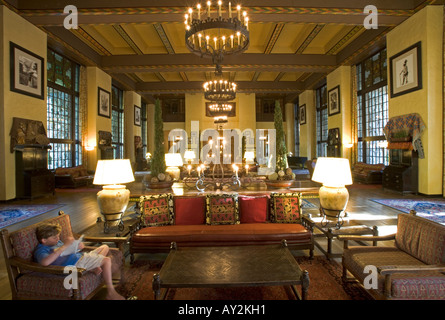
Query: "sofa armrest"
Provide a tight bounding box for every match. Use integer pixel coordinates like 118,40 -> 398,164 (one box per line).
338,233 -> 396,249
377,264 -> 445,299
378,264 -> 445,275
9,256 -> 87,276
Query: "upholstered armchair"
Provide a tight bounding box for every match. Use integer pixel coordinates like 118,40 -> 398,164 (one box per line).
0,211 -> 123,300
339,212 -> 445,300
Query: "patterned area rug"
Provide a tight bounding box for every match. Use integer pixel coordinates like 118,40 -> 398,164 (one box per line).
0,204 -> 65,229
116,256 -> 370,300
371,198 -> 445,225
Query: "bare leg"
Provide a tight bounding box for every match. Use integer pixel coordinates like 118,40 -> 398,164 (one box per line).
101,257 -> 125,300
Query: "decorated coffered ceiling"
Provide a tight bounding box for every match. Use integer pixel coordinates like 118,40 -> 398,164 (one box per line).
3,0 -> 440,102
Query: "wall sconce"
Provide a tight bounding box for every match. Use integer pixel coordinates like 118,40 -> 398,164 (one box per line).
344,143 -> 353,149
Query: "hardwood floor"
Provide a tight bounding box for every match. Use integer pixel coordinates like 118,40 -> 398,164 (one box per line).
0,182 -> 431,300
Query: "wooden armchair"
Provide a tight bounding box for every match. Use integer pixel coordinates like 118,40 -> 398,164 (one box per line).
339,212 -> 445,300
0,211 -> 123,300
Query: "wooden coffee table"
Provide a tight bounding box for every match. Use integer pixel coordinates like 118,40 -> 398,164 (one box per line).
152,240 -> 309,300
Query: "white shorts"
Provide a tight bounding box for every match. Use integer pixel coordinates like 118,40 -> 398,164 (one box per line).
75,247 -> 105,271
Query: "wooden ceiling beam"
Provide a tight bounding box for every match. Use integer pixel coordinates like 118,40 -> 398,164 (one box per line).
135,81 -> 306,94
102,53 -> 337,73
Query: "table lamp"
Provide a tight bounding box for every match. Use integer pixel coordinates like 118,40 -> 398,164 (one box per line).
93,159 -> 135,233
244,151 -> 255,164
184,150 -> 196,164
165,153 -> 183,181
311,157 -> 352,227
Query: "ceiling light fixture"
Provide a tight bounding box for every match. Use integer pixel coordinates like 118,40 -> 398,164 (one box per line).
185,1 -> 249,75
203,79 -> 237,102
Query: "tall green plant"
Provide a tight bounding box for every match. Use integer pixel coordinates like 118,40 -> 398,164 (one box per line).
274,100 -> 288,171
150,98 -> 166,176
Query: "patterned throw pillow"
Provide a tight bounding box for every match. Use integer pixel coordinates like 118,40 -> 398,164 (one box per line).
205,193 -> 240,225
140,193 -> 174,226
270,192 -> 301,223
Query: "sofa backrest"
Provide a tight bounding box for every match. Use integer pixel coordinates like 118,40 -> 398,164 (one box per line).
395,213 -> 445,265
8,213 -> 73,261
55,165 -> 88,178
352,162 -> 385,173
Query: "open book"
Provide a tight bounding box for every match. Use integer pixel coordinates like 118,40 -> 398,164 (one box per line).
60,235 -> 84,257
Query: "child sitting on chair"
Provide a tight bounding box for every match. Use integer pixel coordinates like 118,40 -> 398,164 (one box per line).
34,223 -> 125,300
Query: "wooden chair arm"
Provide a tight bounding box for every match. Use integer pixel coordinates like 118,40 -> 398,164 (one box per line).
378,264 -> 445,275
9,257 -> 86,276
338,233 -> 396,242
338,233 -> 396,249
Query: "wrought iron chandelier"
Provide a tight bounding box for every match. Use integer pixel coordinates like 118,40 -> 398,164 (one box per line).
203,79 -> 236,102
208,103 -> 232,117
184,1 -> 250,74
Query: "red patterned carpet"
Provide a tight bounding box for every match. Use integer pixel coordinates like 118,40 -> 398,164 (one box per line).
117,256 -> 370,300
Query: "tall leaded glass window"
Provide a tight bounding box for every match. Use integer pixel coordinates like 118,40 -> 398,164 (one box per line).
141,101 -> 147,156
294,103 -> 300,157
47,48 -> 81,169
316,84 -> 328,157
356,48 -> 389,165
111,85 -> 124,159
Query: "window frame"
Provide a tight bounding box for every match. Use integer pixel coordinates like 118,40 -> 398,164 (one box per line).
46,48 -> 81,169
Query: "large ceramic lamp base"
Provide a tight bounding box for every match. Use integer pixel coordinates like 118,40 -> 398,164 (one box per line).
319,185 -> 349,228
97,185 -> 130,233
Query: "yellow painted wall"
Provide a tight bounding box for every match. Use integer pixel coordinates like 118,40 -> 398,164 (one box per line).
387,5 -> 443,195
124,90 -> 141,163
86,66 -> 112,171
327,65 -> 352,159
0,6 -> 47,200
298,90 -> 315,159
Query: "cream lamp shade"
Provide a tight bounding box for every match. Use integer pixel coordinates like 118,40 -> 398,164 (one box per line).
165,153 -> 183,180
244,151 -> 255,163
184,150 -> 196,162
312,157 -> 352,187
311,157 -> 352,226
93,159 -> 135,186
93,159 -> 134,233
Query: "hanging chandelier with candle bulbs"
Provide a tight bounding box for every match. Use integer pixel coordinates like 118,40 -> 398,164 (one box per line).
203,79 -> 236,102
185,1 -> 250,74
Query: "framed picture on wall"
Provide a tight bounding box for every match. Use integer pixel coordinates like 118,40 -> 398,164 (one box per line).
299,105 -> 306,125
134,105 -> 141,126
328,85 -> 340,116
10,42 -> 44,100
389,41 -> 422,98
97,87 -> 111,118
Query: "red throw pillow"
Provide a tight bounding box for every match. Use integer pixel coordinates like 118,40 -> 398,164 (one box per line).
174,197 -> 206,225
239,195 -> 268,223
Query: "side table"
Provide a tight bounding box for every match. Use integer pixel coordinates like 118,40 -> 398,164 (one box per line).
303,213 -> 378,260
75,212 -> 141,262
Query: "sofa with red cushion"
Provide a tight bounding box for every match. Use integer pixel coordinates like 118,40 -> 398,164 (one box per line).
129,192 -> 314,263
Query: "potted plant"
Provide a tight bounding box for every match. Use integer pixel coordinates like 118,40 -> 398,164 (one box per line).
265,100 -> 295,189
143,99 -> 174,189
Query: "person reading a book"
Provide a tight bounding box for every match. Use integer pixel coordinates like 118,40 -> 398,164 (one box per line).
34,223 -> 125,300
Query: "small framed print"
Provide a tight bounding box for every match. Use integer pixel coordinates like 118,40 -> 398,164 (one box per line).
328,85 -> 340,116
389,41 -> 422,98
134,105 -> 141,126
299,104 -> 306,125
10,42 -> 44,100
97,87 -> 111,118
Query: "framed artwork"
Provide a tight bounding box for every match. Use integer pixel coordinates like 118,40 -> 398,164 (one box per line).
10,42 -> 44,100
299,104 -> 306,125
97,87 -> 111,118
134,105 -> 141,126
328,85 -> 340,116
389,41 -> 422,98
